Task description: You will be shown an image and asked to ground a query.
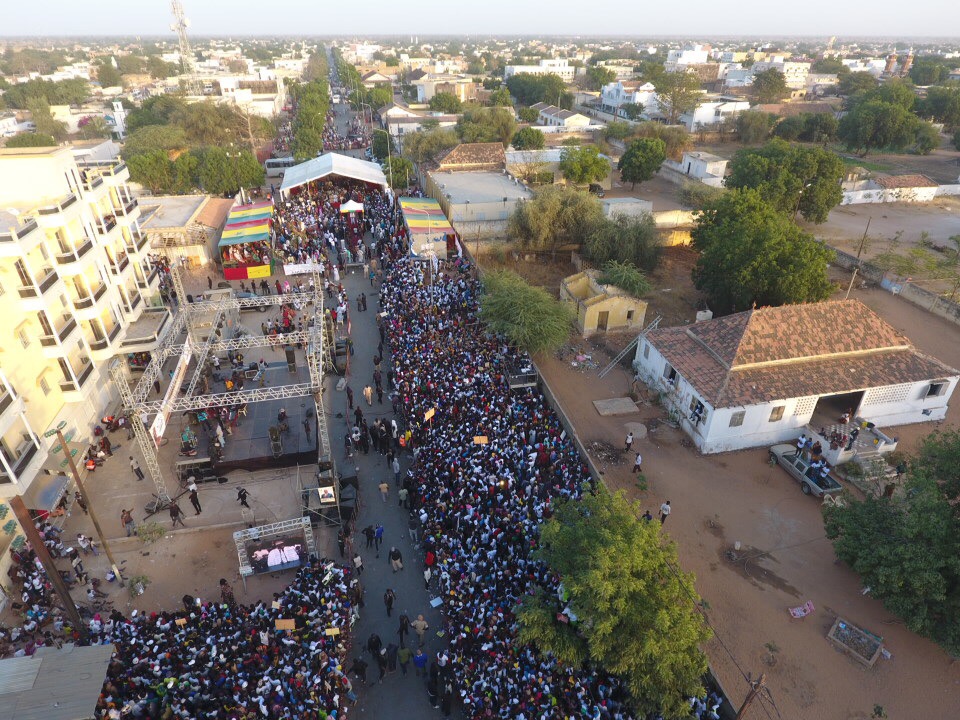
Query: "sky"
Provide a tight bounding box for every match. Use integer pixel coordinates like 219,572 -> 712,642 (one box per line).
2,0 -> 958,39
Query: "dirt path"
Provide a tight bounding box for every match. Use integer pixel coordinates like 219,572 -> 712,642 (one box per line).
536,282 -> 960,720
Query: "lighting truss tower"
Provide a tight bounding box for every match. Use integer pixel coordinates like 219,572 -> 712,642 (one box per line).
170,0 -> 200,95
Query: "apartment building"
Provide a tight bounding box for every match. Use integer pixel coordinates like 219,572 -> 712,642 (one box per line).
0,146 -> 166,506
504,59 -> 577,82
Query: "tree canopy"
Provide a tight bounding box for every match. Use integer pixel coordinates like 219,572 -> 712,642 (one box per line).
4,132 -> 57,148
478,269 -> 572,355
456,106 -> 517,146
726,139 -> 845,223
509,185 -> 604,250
824,430 -> 960,656
919,86 -> 960,129
618,137 -> 666,190
95,60 -> 122,89
838,71 -> 880,97
1,77 -> 89,109
654,71 -> 702,124
428,92 -> 463,113
838,99 -> 921,156
505,72 -> 572,108
584,65 -> 617,91
583,213 -> 662,271
488,87 -> 513,106
908,57 -> 953,86
25,97 -> 68,141
751,68 -> 789,103
401,127 -> 459,164
559,145 -> 610,185
691,189 -> 835,313
382,156 -> 415,189
517,489 -> 711,718
736,110 -> 777,144
772,112 -> 838,143
510,126 -> 545,150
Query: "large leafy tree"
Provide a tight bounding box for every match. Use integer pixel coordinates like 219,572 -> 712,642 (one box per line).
583,213 -> 662,271
618,137 -> 666,190
428,92 -> 462,113
517,489 -> 711,718
505,72 -> 572,108
1,77 -> 89,108
584,65 -> 617,91
909,57 -> 952,86
510,126 -> 545,150
509,185 -> 604,250
488,87 -> 513,106
382,156 -> 415,189
122,125 -> 190,158
654,71 -> 702,124
691,189 -> 835,313
920,86 -> 960,128
726,139 -> 845,223
824,430 -> 960,656
479,269 -> 572,355
401,128 -> 459,163
751,68 -> 789,103
4,132 -> 57,148
25,97 -> 67,141
736,110 -> 777,144
838,71 -> 879,97
559,145 -> 610,185
456,106 -> 517,146
838,99 -> 919,156
95,60 -> 122,89
127,150 -> 174,194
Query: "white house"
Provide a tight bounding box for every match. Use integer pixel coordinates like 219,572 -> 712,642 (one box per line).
665,46 -> 710,71
633,300 -> 959,454
678,96 -> 750,131
751,60 -> 812,89
412,74 -> 476,102
599,80 -> 657,117
530,103 -> 591,129
504,59 -> 576,82
661,151 -> 728,187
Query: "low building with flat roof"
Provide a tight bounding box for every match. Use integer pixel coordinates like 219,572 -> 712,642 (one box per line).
425,170 -> 532,239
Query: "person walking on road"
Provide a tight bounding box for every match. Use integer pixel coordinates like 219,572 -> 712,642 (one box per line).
362,524 -> 375,548
374,523 -> 384,555
188,487 -> 202,514
411,614 -> 429,646
169,500 -> 185,528
659,500 -> 672,524
413,648 -> 428,676
423,565 -> 432,590
383,588 -> 396,617
392,457 -> 401,487
348,657 -> 368,685
378,480 -> 389,503
345,385 -> 354,409
120,508 -> 135,537
624,431 -> 634,452
237,487 -> 250,509
130,455 -> 144,481
389,546 -> 404,572
408,515 -> 419,544
363,385 -> 373,406
353,553 -> 364,575
398,645 -> 412,675
631,452 -> 642,474
397,613 -> 411,648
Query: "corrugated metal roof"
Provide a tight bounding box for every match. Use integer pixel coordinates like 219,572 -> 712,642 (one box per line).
0,644 -> 114,720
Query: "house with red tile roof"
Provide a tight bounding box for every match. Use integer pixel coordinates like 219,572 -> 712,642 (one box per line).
633,300 -> 959,453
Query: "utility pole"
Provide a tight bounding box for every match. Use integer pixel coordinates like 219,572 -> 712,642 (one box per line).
735,673 -> 767,720
844,216 -> 872,300
44,428 -> 126,588
10,496 -> 87,639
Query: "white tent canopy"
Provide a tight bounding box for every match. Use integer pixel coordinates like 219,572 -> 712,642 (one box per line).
279,152 -> 388,194
340,200 -> 364,214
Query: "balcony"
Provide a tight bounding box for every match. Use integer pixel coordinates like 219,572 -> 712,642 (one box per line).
133,229 -> 149,253
82,174 -> 104,192
58,362 -> 95,397
114,197 -> 138,215
73,282 -> 107,310
17,266 -> 60,298
109,252 -> 130,276
0,441 -> 40,485
0,217 -> 42,257
118,306 -> 172,353
0,391 -> 11,418
80,159 -> 126,178
89,324 -> 122,360
95,216 -> 117,235
55,237 -> 94,264
39,317 -> 79,357
37,193 -> 78,216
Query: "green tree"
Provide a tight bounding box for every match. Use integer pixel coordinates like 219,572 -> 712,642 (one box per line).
583,213 -> 662,271
125,95 -> 189,132
478,269 -> 572,355
371,130 -> 394,160
197,147 -> 242,195
603,120 -> 635,141
824,431 -> 960,656
116,55 -> 146,75
25,97 -> 67,141
509,185 -> 604,250
559,145 -> 610,186
488,87 -> 513,106
456,106 -> 517,146
839,72 -> 879,97
517,489 -> 711,718
620,103 -> 645,120
170,152 -> 199,194
811,58 -> 849,75
736,110 -> 777,144
146,56 -> 178,79
913,121 -> 941,155
909,57 -> 951,86
871,78 -> 917,111
122,124 -> 190,158
95,60 -> 122,89
751,68 -> 789,103
4,132 -> 56,148
78,116 -> 111,140
654,71 -> 702,124
505,73 -> 572,108
428,92 -> 463,113
401,128 -> 459,164
726,139 -> 845,223
598,260 -> 652,297
838,99 -> 918,156
382,156 -> 415,189
0,77 -> 89,108
632,122 -> 692,160
517,106 -> 540,123
617,137 -> 666,190
920,86 -> 960,128
691,189 -> 836,313
585,65 -> 617,91
511,126 -> 545,150
367,86 -> 393,110
800,112 -> 839,143
127,150 -> 174,194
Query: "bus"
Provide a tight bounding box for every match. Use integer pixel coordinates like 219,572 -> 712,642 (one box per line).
264,157 -> 296,180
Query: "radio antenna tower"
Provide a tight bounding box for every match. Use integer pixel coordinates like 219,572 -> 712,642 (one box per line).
170,0 -> 200,95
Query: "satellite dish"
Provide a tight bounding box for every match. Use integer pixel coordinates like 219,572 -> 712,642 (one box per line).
184,18 -> 192,27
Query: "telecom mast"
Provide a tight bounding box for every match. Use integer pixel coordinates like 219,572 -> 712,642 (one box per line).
170,0 -> 200,95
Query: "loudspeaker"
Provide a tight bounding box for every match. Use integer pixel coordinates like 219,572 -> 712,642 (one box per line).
285,346 -> 296,372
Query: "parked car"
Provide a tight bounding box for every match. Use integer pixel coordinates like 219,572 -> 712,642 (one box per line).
588,183 -> 606,198
768,444 -> 843,498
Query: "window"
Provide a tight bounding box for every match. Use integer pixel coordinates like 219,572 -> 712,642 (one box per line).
926,382 -> 947,398
18,329 -> 30,349
643,343 -> 650,359
769,406 -> 785,423
39,377 -> 51,396
729,410 -> 745,427
626,310 -> 634,321
662,363 -> 677,384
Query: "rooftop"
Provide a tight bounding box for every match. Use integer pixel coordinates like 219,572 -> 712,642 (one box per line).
138,195 -> 208,229
436,142 -> 506,170
430,171 -> 532,205
647,300 -> 959,407
874,174 -> 939,189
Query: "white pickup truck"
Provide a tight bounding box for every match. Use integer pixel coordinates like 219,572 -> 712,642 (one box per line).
768,444 -> 843,498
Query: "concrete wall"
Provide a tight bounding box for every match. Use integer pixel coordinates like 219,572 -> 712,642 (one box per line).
841,186 -> 939,205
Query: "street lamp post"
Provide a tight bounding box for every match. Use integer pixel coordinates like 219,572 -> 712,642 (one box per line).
43,427 -> 126,588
